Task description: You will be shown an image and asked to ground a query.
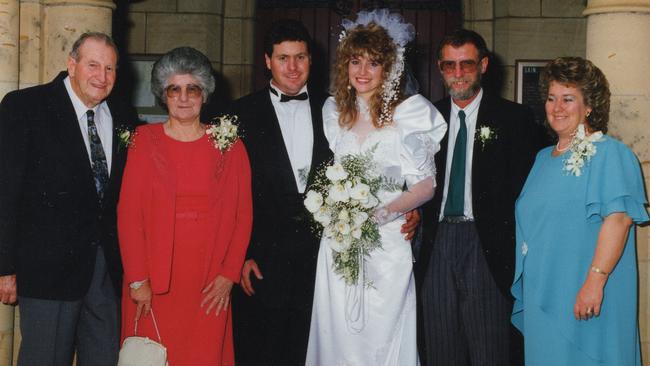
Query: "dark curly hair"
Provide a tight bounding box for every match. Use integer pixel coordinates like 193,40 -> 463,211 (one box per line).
263,19 -> 312,58
540,57 -> 611,134
331,22 -> 402,128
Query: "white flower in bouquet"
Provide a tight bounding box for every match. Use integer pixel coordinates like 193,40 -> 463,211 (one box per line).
303,145 -> 400,285
330,233 -> 352,252
304,191 -> 324,213
323,225 -> 336,239
314,206 -> 332,226
349,182 -> 370,202
326,162 -> 348,182
360,194 -> 379,209
336,221 -> 351,235
328,183 -> 350,203
338,209 -> 350,222
352,211 -> 368,229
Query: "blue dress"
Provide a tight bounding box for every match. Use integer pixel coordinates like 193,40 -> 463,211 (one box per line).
511,136 -> 649,365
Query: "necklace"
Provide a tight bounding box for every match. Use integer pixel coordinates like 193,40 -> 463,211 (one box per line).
555,140 -> 571,152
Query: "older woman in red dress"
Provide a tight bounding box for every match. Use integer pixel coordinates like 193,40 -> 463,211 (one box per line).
117,47 -> 252,365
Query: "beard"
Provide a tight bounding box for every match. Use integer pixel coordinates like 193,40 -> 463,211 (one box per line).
445,74 -> 482,101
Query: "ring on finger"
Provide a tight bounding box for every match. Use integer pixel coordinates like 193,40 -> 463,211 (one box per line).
586,308 -> 593,315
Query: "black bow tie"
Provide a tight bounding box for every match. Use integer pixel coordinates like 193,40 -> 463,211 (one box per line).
270,87 -> 309,102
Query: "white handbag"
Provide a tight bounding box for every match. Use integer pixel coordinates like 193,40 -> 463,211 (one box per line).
118,309 -> 168,366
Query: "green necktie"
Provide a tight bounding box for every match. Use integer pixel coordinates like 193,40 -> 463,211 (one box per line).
444,110 -> 467,217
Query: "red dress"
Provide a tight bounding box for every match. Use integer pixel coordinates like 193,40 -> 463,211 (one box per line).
118,124 -> 252,365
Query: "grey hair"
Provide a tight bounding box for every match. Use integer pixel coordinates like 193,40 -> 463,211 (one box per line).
69,32 -> 119,62
151,47 -> 215,104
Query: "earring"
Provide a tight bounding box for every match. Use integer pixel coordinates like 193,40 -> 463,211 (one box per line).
586,111 -> 591,118
347,84 -> 352,91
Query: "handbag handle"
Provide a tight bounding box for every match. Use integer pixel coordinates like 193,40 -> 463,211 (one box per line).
134,308 -> 163,344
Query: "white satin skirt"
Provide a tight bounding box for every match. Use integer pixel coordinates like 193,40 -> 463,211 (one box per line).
306,219 -> 420,366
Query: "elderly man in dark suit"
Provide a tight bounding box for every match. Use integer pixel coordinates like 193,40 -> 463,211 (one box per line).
420,29 -> 546,366
0,32 -> 137,365
231,19 -> 419,366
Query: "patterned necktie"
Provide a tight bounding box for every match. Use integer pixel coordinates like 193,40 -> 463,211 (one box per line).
87,110 -> 109,201
444,110 -> 467,217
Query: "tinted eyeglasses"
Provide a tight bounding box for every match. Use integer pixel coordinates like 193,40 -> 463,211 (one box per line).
439,60 -> 480,74
165,84 -> 203,99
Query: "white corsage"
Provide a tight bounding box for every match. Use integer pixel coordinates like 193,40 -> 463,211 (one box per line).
476,125 -> 496,150
206,114 -> 239,153
117,125 -> 136,150
563,124 -> 603,177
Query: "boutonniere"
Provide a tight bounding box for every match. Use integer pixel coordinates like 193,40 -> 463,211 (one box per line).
117,125 -> 136,150
563,124 -> 603,177
476,125 -> 497,150
206,114 -> 239,153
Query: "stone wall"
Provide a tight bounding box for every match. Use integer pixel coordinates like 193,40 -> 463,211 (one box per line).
125,0 -> 255,99
463,0 -> 586,100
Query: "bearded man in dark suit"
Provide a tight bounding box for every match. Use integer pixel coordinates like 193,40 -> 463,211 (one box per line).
420,29 -> 547,366
231,19 -> 419,366
0,32 -> 137,365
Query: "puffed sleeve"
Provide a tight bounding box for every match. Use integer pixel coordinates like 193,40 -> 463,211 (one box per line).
393,94 -> 448,188
584,136 -> 649,224
322,97 -> 342,150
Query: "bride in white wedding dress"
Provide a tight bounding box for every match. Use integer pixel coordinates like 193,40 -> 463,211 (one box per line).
305,10 -> 447,366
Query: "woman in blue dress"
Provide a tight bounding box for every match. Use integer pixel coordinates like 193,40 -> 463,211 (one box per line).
511,56 -> 649,365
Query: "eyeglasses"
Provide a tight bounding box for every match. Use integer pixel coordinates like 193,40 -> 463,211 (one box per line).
439,60 -> 480,74
165,84 -> 203,99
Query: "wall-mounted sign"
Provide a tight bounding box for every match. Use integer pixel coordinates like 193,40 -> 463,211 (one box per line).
515,60 -> 549,126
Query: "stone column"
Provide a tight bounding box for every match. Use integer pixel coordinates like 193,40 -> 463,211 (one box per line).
222,0 -> 255,98
41,0 -> 116,82
584,0 -> 650,358
0,1 -> 19,363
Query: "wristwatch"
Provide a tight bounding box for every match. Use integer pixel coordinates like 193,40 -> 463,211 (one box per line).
129,279 -> 148,290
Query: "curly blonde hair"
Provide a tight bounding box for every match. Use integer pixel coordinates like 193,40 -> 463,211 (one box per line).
332,22 -> 403,128
540,57 -> 611,134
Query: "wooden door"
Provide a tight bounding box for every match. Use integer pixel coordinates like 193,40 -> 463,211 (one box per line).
254,1 -> 461,101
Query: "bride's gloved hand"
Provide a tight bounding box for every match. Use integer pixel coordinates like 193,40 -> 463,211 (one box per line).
372,176 -> 435,226
372,207 -> 403,226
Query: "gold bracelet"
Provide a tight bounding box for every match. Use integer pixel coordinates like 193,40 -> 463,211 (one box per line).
591,266 -> 609,276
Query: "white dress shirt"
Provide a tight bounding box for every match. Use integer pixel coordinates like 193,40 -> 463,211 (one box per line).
439,88 -> 484,220
64,76 -> 113,175
269,81 -> 313,193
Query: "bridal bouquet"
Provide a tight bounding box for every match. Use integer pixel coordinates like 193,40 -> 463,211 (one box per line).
303,147 -> 399,285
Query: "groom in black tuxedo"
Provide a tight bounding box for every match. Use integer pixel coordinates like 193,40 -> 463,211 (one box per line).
230,19 -> 332,366
0,32 -> 137,365
420,29 -> 547,366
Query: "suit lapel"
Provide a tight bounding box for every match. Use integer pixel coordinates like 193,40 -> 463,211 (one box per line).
305,92 -> 332,188
472,93 -> 496,188
436,98 -> 451,196
258,92 -> 299,195
49,74 -> 97,194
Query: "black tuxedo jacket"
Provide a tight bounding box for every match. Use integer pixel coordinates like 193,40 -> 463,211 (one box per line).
421,92 -> 547,296
232,86 -> 332,310
0,72 -> 138,300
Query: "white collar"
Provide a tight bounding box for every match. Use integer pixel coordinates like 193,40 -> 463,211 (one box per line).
63,76 -> 102,120
451,88 -> 483,119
